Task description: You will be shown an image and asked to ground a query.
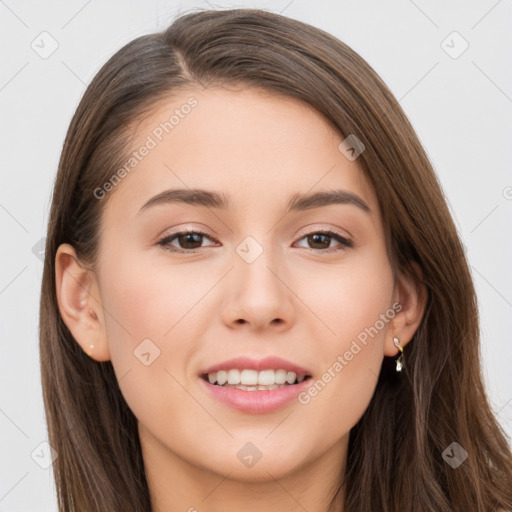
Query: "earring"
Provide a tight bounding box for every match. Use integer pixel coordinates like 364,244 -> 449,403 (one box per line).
393,337 -> 404,372
86,344 -> 94,357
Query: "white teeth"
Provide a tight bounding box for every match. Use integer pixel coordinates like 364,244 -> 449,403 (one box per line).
217,370 -> 228,385
204,369 -> 307,387
240,369 -> 258,385
258,369 -> 275,386
275,369 -> 287,384
227,369 -> 240,385
286,371 -> 297,384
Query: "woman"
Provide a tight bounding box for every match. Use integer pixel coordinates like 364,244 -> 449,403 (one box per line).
40,7 -> 512,511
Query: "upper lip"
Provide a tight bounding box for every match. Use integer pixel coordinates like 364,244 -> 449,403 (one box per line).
200,356 -> 312,376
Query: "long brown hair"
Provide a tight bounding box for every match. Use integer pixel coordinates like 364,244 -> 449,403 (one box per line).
40,7 -> 512,511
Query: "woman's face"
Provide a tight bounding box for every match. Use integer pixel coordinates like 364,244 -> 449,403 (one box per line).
85,85 -> 401,483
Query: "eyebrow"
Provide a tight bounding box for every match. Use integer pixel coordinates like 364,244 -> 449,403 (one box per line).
138,188 -> 371,215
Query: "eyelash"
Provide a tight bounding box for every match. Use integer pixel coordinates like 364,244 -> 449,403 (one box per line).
157,228 -> 353,254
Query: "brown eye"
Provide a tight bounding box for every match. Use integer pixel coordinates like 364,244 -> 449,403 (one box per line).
295,230 -> 353,251
158,230 -> 218,253
176,232 -> 203,249
307,233 -> 331,249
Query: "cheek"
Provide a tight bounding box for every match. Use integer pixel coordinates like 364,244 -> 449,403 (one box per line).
95,251 -> 202,390
295,245 -> 394,350
293,250 -> 394,432
96,253 -> 206,438
100,260 -> 172,347
98,250 -> 210,351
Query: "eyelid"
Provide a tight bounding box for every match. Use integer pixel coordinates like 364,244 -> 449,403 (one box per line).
295,223 -> 351,240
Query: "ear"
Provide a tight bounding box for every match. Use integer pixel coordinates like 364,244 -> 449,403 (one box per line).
55,243 -> 110,361
384,260 -> 428,357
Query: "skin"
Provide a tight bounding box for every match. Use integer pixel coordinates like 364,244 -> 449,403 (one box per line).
55,85 -> 426,512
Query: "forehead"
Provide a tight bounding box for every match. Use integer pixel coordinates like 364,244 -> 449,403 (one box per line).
102,85 -> 378,221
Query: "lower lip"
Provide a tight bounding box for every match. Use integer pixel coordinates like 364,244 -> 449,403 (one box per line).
198,376 -> 312,414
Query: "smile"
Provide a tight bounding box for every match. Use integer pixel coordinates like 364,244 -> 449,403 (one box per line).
198,356 -> 313,414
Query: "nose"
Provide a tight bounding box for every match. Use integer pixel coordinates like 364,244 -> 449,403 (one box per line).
220,243 -> 296,333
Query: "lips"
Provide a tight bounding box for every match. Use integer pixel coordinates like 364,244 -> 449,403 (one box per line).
198,355 -> 313,414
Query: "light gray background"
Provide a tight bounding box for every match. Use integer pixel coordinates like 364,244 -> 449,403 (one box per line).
1,0 -> 511,509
